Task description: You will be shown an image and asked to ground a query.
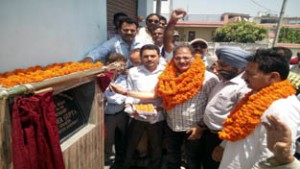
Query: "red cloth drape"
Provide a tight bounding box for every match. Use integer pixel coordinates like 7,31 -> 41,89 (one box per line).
97,71 -> 114,138
97,71 -> 113,92
12,91 -> 65,169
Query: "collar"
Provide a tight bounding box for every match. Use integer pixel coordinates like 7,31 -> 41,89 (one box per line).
117,35 -> 140,46
137,64 -> 165,74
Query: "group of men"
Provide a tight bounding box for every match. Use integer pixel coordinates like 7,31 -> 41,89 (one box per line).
83,8 -> 300,169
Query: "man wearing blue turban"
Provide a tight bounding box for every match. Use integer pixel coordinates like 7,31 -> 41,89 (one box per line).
200,46 -> 251,169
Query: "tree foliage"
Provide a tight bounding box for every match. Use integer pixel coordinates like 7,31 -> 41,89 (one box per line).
213,21 -> 268,43
279,27 -> 300,43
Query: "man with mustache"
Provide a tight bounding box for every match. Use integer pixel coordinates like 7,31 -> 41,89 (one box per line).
189,38 -> 209,65
110,44 -> 219,169
201,46 -> 251,169
137,13 -> 161,43
121,44 -> 165,169
216,49 -> 300,169
83,18 -> 151,64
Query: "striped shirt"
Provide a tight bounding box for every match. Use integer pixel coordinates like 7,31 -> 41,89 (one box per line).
166,71 -> 219,132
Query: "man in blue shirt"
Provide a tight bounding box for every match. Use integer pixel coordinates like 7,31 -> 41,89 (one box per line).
83,18 -> 151,64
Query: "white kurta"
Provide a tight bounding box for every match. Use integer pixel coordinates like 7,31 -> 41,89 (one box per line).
219,95 -> 300,169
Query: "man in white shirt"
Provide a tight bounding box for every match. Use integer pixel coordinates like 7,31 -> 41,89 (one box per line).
122,44 -> 165,169
216,49 -> 300,169
201,46 -> 251,169
137,13 -> 160,43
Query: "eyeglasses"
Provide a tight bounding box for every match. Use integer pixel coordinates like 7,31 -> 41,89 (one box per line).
147,19 -> 159,24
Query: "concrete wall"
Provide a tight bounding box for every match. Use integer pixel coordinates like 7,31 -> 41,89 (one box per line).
0,0 -> 106,72
137,0 -> 153,27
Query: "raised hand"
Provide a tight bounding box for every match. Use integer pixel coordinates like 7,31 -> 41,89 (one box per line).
262,115 -> 294,164
170,8 -> 187,21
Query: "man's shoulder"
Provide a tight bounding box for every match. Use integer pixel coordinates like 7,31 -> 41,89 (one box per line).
204,70 -> 219,81
269,95 -> 300,111
95,36 -> 121,48
128,66 -> 139,74
115,74 -> 127,81
138,27 -> 147,33
108,35 -> 122,43
134,35 -> 152,45
128,66 -> 145,75
229,73 -> 247,85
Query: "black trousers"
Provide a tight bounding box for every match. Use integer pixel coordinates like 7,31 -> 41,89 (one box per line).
105,110 -> 129,167
201,130 -> 222,169
123,119 -> 164,169
164,125 -> 203,169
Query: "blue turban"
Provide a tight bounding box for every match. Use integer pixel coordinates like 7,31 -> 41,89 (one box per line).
215,46 -> 251,68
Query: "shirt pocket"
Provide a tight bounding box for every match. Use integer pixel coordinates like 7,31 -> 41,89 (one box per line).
215,94 -> 229,111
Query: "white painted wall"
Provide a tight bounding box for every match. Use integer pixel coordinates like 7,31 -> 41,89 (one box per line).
0,0 -> 106,72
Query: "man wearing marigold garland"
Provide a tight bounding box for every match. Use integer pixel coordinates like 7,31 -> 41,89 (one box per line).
215,49 -> 300,169
201,46 -> 251,169
110,44 -> 219,169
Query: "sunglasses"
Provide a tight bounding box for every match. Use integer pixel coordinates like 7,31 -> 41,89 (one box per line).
192,43 -> 207,49
147,19 -> 159,24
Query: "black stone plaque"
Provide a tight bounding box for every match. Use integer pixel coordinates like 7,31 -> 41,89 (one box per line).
53,81 -> 95,141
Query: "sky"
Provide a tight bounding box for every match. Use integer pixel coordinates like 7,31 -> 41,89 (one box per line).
172,0 -> 300,17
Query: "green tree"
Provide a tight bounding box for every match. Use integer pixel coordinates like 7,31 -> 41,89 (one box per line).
279,27 -> 300,43
213,21 -> 267,43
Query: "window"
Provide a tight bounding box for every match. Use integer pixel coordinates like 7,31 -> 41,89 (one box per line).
188,31 -> 196,42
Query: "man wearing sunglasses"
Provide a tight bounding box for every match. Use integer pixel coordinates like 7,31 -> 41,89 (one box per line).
189,38 -> 209,66
137,13 -> 160,43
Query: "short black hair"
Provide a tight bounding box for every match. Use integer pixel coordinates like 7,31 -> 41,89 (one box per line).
249,49 -> 290,80
118,17 -> 139,29
146,13 -> 160,21
113,12 -> 128,27
105,52 -> 127,65
159,15 -> 167,22
140,44 -> 160,56
272,46 -> 293,60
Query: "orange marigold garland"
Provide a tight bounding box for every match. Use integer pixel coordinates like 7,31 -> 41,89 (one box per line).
218,80 -> 296,141
0,61 -> 103,88
156,54 -> 205,110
